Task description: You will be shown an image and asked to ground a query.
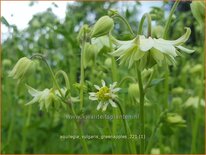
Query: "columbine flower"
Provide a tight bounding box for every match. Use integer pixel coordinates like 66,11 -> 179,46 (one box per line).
8,57 -> 35,80
25,85 -> 66,111
89,80 -> 120,111
111,27 -> 195,69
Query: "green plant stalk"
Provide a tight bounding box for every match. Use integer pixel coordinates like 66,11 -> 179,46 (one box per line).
145,121 -> 161,154
113,14 -> 135,36
80,43 -> 85,111
162,0 -> 180,109
162,0 -> 180,39
116,101 -> 136,153
31,54 -> 63,97
109,34 -> 121,153
138,13 -> 152,37
191,33 -> 205,154
21,105 -> 32,153
67,100 -> 89,153
136,67 -> 145,154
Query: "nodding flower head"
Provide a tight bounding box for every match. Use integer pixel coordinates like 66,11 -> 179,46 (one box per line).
91,16 -> 114,38
8,57 -> 35,80
111,27 -> 195,69
89,80 -> 120,111
25,85 -> 66,111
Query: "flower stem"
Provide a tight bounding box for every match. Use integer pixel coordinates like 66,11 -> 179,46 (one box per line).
162,0 -> 179,109
136,65 -> 145,154
63,98 -> 89,153
80,43 -> 85,111
116,101 -> 136,153
113,14 -> 135,36
138,13 -> 152,37
162,0 -> 180,39
30,54 -> 64,97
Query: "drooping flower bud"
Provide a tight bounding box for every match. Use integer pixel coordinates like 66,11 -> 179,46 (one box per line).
3,59 -> 12,67
165,113 -> 186,127
104,58 -> 112,68
91,16 -> 114,38
83,43 -> 97,68
128,83 -> 139,103
190,64 -> 203,74
172,87 -> 184,95
8,57 -> 35,80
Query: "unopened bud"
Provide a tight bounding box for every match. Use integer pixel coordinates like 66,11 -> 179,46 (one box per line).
83,43 -> 97,68
91,16 -> 114,38
8,57 -> 35,80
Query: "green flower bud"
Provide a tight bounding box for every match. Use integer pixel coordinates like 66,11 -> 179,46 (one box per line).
152,25 -> 164,38
190,1 -> 205,26
91,16 -> 114,38
77,24 -> 90,45
171,97 -> 182,106
190,64 -> 203,74
165,113 -> 186,127
2,59 -> 12,67
83,43 -> 97,68
151,148 -> 160,154
172,87 -> 184,95
8,57 -> 35,80
128,83 -> 139,101
104,58 -> 112,68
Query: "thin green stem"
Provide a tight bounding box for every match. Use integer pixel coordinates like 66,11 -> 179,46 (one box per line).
64,99 -> 89,153
30,54 -> 64,97
113,14 -> 135,36
55,70 -> 71,90
21,106 -> 32,153
136,65 -> 145,154
80,43 -> 85,111
138,13 -> 152,37
118,76 -> 136,87
116,101 -> 136,153
162,0 -> 180,39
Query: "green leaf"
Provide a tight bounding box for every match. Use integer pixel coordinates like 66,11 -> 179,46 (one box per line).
148,78 -> 164,87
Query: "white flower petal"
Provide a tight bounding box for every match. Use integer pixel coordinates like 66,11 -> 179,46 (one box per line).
157,28 -> 191,46
109,99 -> 117,107
112,88 -> 121,92
97,102 -> 103,110
102,102 -> 109,111
153,39 -> 177,57
140,36 -> 154,52
176,46 -> 195,54
89,96 -> 98,101
94,85 -> 100,90
89,92 -> 96,96
26,84 -> 40,97
101,80 -> 106,87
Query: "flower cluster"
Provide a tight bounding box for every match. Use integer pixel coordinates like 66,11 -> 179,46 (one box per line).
111,28 -> 194,69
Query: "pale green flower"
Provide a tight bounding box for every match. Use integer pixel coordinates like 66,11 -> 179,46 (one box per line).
8,57 -> 35,80
26,85 -> 66,111
112,28 -> 194,69
89,80 -> 120,111
184,97 -> 205,109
